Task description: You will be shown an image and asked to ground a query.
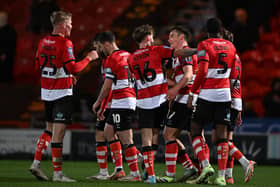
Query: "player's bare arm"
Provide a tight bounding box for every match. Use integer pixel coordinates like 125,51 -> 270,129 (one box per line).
173,48 -> 197,57
92,79 -> 113,113
187,59 -> 209,109
186,91 -> 194,109
96,108 -> 105,120
167,65 -> 193,101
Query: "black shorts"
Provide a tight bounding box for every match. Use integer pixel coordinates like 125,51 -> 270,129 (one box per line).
192,98 -> 231,126
106,109 -> 135,131
213,108 -> 239,131
165,101 -> 192,131
44,96 -> 73,125
96,109 -> 111,131
229,108 -> 239,131
137,101 -> 169,129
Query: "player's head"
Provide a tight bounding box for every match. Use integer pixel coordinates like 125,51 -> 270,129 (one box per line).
168,25 -> 190,49
94,31 -> 116,56
206,17 -> 223,38
222,28 -> 234,42
0,11 -> 8,28
132,24 -> 154,47
50,11 -> 72,37
235,8 -> 248,24
92,33 -> 107,59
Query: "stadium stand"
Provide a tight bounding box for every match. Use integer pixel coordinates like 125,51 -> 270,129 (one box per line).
0,0 -> 279,129
0,0 -> 132,128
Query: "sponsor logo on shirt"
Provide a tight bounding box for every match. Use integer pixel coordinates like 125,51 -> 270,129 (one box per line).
197,50 -> 206,57
44,39 -> 56,44
68,47 -> 74,58
163,45 -> 171,49
134,48 -> 149,55
213,41 -> 226,44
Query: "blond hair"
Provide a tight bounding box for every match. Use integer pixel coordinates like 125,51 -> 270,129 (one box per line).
50,11 -> 72,26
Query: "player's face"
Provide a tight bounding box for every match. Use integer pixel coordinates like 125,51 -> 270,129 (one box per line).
168,30 -> 180,49
95,41 -> 110,56
93,41 -> 100,53
95,41 -> 103,53
146,34 -> 154,46
64,18 -> 72,37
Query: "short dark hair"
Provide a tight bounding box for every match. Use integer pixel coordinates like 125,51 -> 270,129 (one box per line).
95,31 -> 116,43
132,24 -> 154,44
169,25 -> 191,41
206,18 -> 223,34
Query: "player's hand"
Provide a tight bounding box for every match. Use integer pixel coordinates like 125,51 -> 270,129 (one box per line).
236,111 -> 242,126
166,88 -> 177,101
97,108 -> 105,121
0,54 -> 6,61
92,101 -> 100,113
187,95 -> 194,110
168,100 -> 173,108
72,75 -> 78,85
87,50 -> 99,61
167,79 -> 176,87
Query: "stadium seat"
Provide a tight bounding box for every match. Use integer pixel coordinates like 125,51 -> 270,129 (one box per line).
13,55 -> 38,84
251,99 -> 265,117
240,50 -> 262,63
270,16 -> 280,32
258,32 -> 280,50
244,79 -> 269,99
243,63 -> 260,81
17,38 -> 34,53
261,51 -> 280,68
242,86 -> 249,100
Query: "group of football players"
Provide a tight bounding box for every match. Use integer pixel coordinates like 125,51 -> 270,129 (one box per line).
29,10 -> 255,186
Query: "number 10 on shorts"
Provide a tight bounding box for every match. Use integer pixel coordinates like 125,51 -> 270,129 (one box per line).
112,114 -> 120,123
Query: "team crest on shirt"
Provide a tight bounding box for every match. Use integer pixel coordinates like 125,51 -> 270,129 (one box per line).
197,50 -> 206,57
68,47 -> 74,58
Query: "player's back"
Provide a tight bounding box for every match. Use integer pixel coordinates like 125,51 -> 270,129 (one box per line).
197,38 -> 236,102
37,35 -> 73,72
36,34 -> 75,101
129,45 -> 172,109
104,50 -> 136,110
106,50 -> 133,85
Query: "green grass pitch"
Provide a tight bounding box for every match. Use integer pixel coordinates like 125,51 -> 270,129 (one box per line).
0,160 -> 279,187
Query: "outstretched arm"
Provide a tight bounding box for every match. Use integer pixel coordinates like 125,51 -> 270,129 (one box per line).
65,50 -> 99,74
173,48 -> 197,57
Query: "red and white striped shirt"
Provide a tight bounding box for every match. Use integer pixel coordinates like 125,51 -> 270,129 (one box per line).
172,46 -> 198,104
128,46 -> 173,109
35,34 -> 90,101
230,54 -> 242,111
103,50 -> 136,110
191,38 -> 236,102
